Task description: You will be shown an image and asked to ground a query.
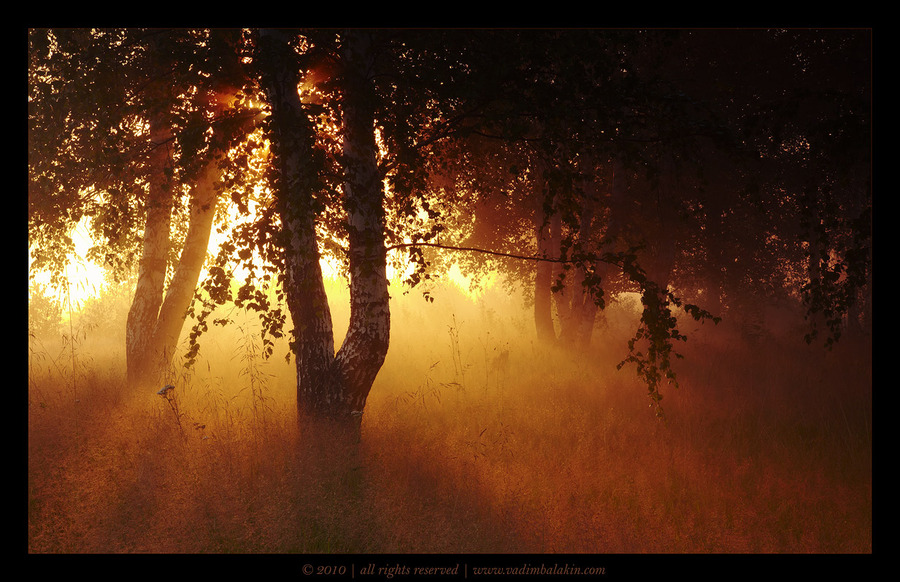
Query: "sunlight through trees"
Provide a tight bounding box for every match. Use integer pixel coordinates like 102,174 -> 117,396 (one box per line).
27,28 -> 873,558
29,26 -> 871,456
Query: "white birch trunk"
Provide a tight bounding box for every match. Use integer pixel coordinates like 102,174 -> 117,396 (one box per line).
150,158 -> 222,377
126,129 -> 174,388
256,28 -> 338,414
332,29 -> 391,421
257,29 -> 391,428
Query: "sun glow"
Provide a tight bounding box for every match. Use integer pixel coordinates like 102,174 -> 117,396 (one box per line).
29,216 -> 108,315
446,262 -> 496,301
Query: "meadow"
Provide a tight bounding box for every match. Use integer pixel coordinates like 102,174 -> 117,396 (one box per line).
27,281 -> 872,554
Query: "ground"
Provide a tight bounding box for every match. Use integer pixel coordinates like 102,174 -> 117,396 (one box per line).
27,286 -> 872,554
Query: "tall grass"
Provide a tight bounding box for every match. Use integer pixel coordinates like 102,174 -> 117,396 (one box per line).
27,283 -> 872,553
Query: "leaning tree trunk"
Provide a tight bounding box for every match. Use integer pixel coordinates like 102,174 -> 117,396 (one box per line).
255,28 -> 338,418
126,147 -> 224,389
126,128 -> 174,389
149,158 -> 223,378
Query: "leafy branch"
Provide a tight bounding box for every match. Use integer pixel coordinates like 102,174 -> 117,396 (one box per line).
800,200 -> 871,350
615,263 -> 720,418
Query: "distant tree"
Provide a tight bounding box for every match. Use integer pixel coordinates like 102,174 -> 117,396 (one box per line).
376,29 -> 723,411
651,29 -> 872,346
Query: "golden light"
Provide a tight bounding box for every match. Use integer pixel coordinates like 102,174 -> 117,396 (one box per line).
29,216 -> 107,315
446,261 -> 496,301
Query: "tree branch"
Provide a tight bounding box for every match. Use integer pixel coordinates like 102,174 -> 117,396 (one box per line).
385,241 -> 622,267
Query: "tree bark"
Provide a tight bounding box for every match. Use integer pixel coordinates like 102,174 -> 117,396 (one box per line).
331,29 -> 391,422
533,161 -> 556,343
256,29 -> 390,431
255,28 -> 339,417
801,182 -> 829,343
567,180 -> 600,346
150,158 -> 222,377
125,128 -> 174,389
126,144 -> 225,389
534,160 -> 601,348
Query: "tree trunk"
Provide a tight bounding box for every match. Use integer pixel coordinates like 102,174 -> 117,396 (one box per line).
331,29 -> 391,423
126,128 -> 174,389
801,183 -> 829,343
551,182 -> 601,348
150,158 -> 222,377
567,180 -> 600,347
256,29 -> 390,432
533,161 -> 556,343
534,161 -> 602,348
255,28 -> 339,416
126,145 -> 224,389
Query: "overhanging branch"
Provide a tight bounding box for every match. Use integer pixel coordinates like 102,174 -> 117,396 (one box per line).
386,241 -> 625,267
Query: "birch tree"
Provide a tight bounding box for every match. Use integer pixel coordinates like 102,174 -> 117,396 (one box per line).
254,29 -> 390,428
29,28 -> 259,388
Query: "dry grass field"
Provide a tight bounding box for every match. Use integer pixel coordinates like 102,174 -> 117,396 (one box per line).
27,283 -> 872,555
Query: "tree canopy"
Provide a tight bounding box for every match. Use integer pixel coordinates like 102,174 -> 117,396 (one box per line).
28,28 -> 872,420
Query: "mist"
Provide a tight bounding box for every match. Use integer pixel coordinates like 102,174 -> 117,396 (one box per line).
27,272 -> 872,554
